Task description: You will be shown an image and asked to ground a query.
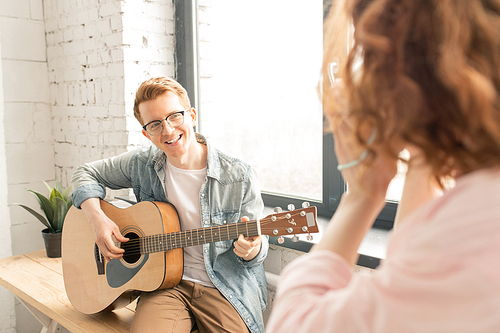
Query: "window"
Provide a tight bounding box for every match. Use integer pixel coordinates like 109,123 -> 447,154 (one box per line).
175,0 -> 401,233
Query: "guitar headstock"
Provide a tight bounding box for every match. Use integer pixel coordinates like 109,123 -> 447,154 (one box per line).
260,203 -> 318,240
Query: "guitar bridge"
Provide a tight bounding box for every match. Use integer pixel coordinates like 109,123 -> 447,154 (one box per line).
94,244 -> 105,275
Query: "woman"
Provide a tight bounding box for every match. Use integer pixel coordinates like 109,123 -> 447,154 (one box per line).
266,0 -> 500,332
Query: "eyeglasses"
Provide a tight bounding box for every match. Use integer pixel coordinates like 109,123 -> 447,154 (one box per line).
142,110 -> 188,136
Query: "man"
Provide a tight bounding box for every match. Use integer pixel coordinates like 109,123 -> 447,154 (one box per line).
71,77 -> 268,333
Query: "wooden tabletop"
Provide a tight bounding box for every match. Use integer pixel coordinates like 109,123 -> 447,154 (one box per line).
0,250 -> 135,333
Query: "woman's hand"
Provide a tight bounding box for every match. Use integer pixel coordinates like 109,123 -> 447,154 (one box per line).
329,79 -> 398,204
312,80 -> 399,265
333,117 -> 398,204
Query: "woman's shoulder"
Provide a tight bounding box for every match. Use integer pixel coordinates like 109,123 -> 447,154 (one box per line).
387,168 -> 500,270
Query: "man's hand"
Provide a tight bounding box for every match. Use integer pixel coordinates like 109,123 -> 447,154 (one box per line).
233,216 -> 262,261
81,198 -> 129,262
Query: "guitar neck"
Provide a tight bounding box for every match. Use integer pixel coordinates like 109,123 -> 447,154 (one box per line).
140,220 -> 260,254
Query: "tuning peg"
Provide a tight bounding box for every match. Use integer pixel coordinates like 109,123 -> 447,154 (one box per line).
302,202 -> 310,208
306,234 -> 313,241
291,235 -> 299,242
287,204 -> 295,211
274,207 -> 282,213
277,236 -> 285,244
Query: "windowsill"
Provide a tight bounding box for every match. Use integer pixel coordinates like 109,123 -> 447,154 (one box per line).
265,206 -> 391,270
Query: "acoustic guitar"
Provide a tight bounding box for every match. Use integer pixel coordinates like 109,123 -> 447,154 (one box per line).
61,200 -> 318,314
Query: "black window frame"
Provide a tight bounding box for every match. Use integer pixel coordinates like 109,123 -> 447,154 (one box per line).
174,0 -> 397,251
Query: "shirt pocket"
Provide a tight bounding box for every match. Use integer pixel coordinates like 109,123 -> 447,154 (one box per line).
211,211 -> 240,249
134,186 -> 154,202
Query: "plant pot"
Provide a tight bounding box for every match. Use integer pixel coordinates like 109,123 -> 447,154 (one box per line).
41,228 -> 62,258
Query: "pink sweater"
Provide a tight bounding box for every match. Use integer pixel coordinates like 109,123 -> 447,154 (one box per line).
266,169 -> 500,333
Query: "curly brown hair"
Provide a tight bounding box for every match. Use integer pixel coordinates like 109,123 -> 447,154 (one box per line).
323,0 -> 500,181
133,77 -> 191,125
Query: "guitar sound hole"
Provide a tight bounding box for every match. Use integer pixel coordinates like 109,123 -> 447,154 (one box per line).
122,232 -> 141,264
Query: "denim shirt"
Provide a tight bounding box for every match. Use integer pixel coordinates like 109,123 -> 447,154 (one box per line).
71,134 -> 268,333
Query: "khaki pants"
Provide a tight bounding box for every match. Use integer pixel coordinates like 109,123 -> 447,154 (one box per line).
130,280 -> 250,333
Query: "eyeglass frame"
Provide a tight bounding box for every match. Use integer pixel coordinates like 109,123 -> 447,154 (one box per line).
142,110 -> 190,136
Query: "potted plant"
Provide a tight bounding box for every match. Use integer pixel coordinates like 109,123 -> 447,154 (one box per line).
13,180 -> 72,258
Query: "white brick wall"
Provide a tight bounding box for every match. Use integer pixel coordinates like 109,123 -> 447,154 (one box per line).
1,0 -> 53,329
44,0 -> 175,193
45,0 -> 127,185
0,0 -> 175,331
1,0 -> 53,254
1,0 -> 56,329
0,26 -> 16,333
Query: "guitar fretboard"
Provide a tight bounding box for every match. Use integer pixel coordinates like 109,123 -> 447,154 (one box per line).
139,220 -> 260,254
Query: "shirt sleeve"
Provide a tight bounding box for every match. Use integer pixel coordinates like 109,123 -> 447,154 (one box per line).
265,250 -> 355,333
238,165 -> 267,267
71,149 -> 138,208
266,246 -> 500,333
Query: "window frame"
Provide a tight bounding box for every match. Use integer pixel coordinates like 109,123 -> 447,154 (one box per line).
174,0 -> 397,245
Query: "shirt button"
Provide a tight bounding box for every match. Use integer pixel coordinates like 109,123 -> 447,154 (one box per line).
204,249 -> 208,253
210,275 -> 214,278
246,319 -> 250,323
229,295 -> 233,299
201,193 -> 205,197
223,220 -> 227,224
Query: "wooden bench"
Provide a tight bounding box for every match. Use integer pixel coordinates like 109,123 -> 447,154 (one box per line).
0,250 -> 135,333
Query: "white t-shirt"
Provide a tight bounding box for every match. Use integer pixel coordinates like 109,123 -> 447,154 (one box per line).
164,160 -> 215,288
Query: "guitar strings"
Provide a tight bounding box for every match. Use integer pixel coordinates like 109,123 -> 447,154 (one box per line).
116,212 -> 308,258
117,223 -> 261,257
110,211 -> 310,258
116,208 -> 306,248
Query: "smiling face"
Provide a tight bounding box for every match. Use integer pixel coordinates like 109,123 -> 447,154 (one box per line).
139,91 -> 206,169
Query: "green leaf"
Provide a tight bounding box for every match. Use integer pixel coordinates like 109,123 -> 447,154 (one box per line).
14,204 -> 55,232
62,185 -> 72,201
66,198 -> 73,212
43,180 -> 52,194
17,181 -> 72,233
55,179 -> 63,192
50,187 -> 64,201
52,197 -> 69,232
28,190 -> 54,223
43,180 -> 72,201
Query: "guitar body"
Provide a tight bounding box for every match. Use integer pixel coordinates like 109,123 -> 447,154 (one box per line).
62,200 -> 183,314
